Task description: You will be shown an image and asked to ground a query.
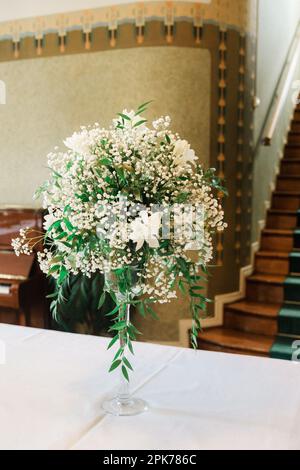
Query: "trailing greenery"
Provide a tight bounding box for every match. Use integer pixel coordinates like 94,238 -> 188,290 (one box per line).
49,273 -> 115,335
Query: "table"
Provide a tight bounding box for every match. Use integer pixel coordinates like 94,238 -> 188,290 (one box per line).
0,323 -> 299,450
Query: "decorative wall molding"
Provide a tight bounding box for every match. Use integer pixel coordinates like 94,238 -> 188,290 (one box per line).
0,0 -> 257,47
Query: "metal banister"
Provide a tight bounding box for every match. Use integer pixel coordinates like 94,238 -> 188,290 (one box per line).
261,23 -> 300,146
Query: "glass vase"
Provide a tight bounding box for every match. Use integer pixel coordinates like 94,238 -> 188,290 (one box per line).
102,266 -> 148,416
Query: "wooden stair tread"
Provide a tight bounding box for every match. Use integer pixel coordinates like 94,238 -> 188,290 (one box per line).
282,158 -> 300,162
262,228 -> 293,235
198,327 -> 273,354
256,250 -> 289,259
268,209 -> 297,215
278,175 -> 300,179
226,300 -> 280,318
247,273 -> 285,285
273,190 -> 300,196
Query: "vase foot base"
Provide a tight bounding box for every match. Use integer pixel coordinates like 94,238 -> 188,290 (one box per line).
102,397 -> 148,416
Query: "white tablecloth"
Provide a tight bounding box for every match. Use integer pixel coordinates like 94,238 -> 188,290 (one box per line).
0,323 -> 299,450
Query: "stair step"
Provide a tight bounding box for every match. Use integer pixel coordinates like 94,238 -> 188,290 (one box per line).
255,250 -> 289,275
291,123 -> 300,132
272,191 -> 300,210
280,159 -> 300,175
278,303 -> 300,335
226,300 -> 280,317
246,273 -> 285,303
261,228 -> 293,252
284,276 -> 300,302
288,132 -> 300,144
277,175 -> 300,191
293,110 -> 300,121
291,122 -> 300,132
295,228 -> 300,249
197,327 -> 273,356
285,145 -> 300,158
224,301 -> 279,335
290,252 -> 300,274
266,209 -> 298,229
270,336 -> 297,360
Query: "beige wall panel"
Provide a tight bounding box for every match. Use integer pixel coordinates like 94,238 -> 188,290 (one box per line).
0,46 -> 210,208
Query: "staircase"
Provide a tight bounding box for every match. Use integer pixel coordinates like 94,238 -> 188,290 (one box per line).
197,107 -> 300,360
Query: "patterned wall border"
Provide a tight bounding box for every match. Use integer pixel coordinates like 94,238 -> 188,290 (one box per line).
0,1 -> 257,49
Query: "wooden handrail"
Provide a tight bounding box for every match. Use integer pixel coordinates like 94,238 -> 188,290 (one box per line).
262,23 -> 300,146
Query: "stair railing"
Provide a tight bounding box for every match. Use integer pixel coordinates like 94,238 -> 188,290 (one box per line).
261,22 -> 300,146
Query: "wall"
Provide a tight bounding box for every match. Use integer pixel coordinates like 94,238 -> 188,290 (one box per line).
252,0 -> 300,241
0,46 -> 210,207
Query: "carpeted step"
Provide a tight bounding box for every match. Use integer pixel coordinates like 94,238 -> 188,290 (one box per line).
278,303 -> 300,335
284,276 -> 300,302
294,228 -> 300,249
289,252 -> 300,274
270,336 -> 300,360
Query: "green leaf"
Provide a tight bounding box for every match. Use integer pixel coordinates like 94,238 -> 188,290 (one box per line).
145,304 -> 159,319
109,321 -> 127,331
128,340 -> 134,355
58,266 -> 68,284
123,357 -> 133,371
98,291 -> 106,309
178,280 -> 186,295
133,119 -> 147,128
63,218 -> 74,232
113,348 -> 123,362
122,365 -> 129,381
46,292 -> 58,299
47,166 -> 62,178
109,359 -> 121,372
46,220 -> 62,233
99,158 -> 112,166
107,334 -> 119,350
136,100 -> 153,114
138,302 -> 146,317
105,304 -> 121,317
118,113 -> 131,121
55,231 -> 68,240
48,264 -> 61,274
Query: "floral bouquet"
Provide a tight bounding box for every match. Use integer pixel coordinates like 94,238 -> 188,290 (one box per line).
13,102 -> 227,415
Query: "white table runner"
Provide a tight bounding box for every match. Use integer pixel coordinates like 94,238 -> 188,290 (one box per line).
0,323 -> 299,450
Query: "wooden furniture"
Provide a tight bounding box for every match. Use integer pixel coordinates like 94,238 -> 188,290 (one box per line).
0,208 -> 48,328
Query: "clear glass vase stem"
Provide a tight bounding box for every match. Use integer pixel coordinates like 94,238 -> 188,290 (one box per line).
117,303 -> 130,404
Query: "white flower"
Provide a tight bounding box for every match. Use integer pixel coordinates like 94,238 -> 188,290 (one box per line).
43,213 -> 57,231
129,211 -> 162,250
64,126 -> 101,158
173,140 -> 197,166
